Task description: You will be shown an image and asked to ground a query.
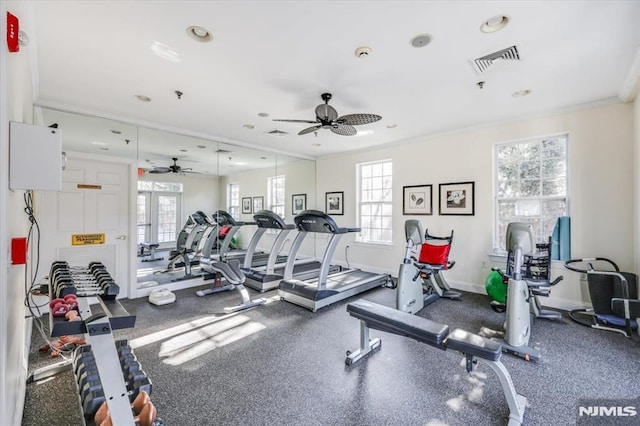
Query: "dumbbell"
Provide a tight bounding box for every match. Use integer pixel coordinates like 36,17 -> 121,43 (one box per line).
94,390 -> 152,426
83,389 -> 106,420
49,294 -> 78,317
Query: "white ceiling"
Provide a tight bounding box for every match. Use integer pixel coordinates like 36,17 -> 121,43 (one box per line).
28,1 -> 640,164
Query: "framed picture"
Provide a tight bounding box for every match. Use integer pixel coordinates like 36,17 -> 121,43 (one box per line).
325,191 -> 344,215
402,184 -> 432,215
439,181 -> 475,216
242,197 -> 252,214
292,193 -> 306,215
252,196 -> 264,214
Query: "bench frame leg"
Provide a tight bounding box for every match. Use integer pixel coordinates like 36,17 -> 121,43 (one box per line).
479,359 -> 527,426
345,320 -> 381,365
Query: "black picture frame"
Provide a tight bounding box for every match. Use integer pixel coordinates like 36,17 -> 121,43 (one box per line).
325,191 -> 344,215
292,193 -> 306,215
252,196 -> 264,214
242,197 -> 252,214
439,181 -> 475,215
402,184 -> 433,215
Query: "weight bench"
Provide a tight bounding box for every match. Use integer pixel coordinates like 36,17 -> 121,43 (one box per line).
345,299 -> 526,426
197,259 -> 267,313
139,243 -> 163,263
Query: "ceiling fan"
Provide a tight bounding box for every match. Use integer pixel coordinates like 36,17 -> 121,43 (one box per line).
148,157 -> 196,175
273,93 -> 382,136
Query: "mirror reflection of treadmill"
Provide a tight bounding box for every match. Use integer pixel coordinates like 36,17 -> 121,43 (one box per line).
201,210 -> 276,267
278,210 -> 391,312
242,210 -> 341,292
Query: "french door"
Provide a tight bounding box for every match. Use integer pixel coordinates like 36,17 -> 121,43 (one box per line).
137,191 -> 181,248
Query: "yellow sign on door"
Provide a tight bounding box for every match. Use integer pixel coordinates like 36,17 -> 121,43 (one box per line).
71,233 -> 106,245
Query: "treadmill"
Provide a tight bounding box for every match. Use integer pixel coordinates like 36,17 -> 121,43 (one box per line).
278,210 -> 391,312
201,210 -> 255,260
242,210 -> 339,292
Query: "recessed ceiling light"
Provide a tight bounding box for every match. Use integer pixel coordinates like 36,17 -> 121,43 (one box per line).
260,156 -> 268,160
257,112 -> 269,117
186,25 -> 212,42
481,15 -> 510,33
243,124 -> 255,129
179,149 -> 188,152
355,46 -> 372,58
312,143 -> 321,147
512,89 -> 531,98
135,95 -> 151,102
91,141 -> 108,146
110,130 -> 121,135
386,124 -> 398,129
410,34 -> 433,48
99,147 -> 109,151
197,145 -> 207,149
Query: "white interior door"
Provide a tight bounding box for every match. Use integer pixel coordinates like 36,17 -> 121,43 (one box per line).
38,154 -> 134,298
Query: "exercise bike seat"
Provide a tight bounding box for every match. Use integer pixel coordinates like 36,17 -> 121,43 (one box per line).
200,259 -> 245,285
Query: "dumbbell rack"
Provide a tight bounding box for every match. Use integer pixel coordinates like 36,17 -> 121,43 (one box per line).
30,263 -> 139,426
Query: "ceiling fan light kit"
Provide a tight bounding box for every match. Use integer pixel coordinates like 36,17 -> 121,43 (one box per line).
273,93 -> 382,136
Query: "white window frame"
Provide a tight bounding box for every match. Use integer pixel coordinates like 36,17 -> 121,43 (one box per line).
356,159 -> 393,245
268,175 -> 285,218
228,182 -> 240,220
493,133 -> 569,253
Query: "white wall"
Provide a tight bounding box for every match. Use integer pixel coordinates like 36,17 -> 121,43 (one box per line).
1,1 -> 36,424
316,102 -> 635,310
634,95 -> 640,275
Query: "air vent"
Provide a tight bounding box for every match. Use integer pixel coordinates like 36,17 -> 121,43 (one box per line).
215,149 -> 232,153
267,129 -> 289,137
472,45 -> 520,74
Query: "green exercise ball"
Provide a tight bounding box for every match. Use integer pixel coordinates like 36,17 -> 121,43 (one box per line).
485,271 -> 507,303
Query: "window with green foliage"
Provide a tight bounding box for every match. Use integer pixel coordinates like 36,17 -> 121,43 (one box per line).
494,134 -> 568,251
357,159 -> 393,244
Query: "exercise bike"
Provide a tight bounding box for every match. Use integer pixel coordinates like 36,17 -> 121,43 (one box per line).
564,257 -> 639,338
480,222 -> 563,362
396,220 -> 461,314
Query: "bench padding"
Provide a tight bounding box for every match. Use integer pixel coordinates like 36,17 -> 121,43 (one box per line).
347,299 -> 449,347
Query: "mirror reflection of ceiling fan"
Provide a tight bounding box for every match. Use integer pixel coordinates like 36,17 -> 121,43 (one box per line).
273,93 -> 382,136
148,157 -> 198,175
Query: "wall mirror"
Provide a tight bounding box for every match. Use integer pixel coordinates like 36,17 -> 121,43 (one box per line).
34,107 -> 316,297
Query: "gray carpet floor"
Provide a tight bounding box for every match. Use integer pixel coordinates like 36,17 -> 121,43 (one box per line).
23,281 -> 640,425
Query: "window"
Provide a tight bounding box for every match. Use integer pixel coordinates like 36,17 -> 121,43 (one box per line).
357,160 -> 393,244
137,180 -> 183,245
494,134 -> 568,252
228,183 -> 240,220
268,175 -> 285,217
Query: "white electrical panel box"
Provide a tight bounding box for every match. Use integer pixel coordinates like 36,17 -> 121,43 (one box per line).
9,121 -> 62,191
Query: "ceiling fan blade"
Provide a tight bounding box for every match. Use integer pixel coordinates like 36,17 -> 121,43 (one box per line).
315,104 -> 338,121
338,113 -> 382,126
330,124 -> 357,136
273,119 -> 319,124
148,167 -> 171,174
298,125 -> 322,135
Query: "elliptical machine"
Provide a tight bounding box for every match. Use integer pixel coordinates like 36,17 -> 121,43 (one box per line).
396,220 -> 461,314
481,222 -> 563,362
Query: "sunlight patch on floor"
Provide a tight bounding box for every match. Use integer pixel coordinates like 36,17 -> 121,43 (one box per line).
130,313 -> 246,349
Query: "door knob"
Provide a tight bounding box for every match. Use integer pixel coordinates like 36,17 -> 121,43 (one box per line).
116,235 -> 127,240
